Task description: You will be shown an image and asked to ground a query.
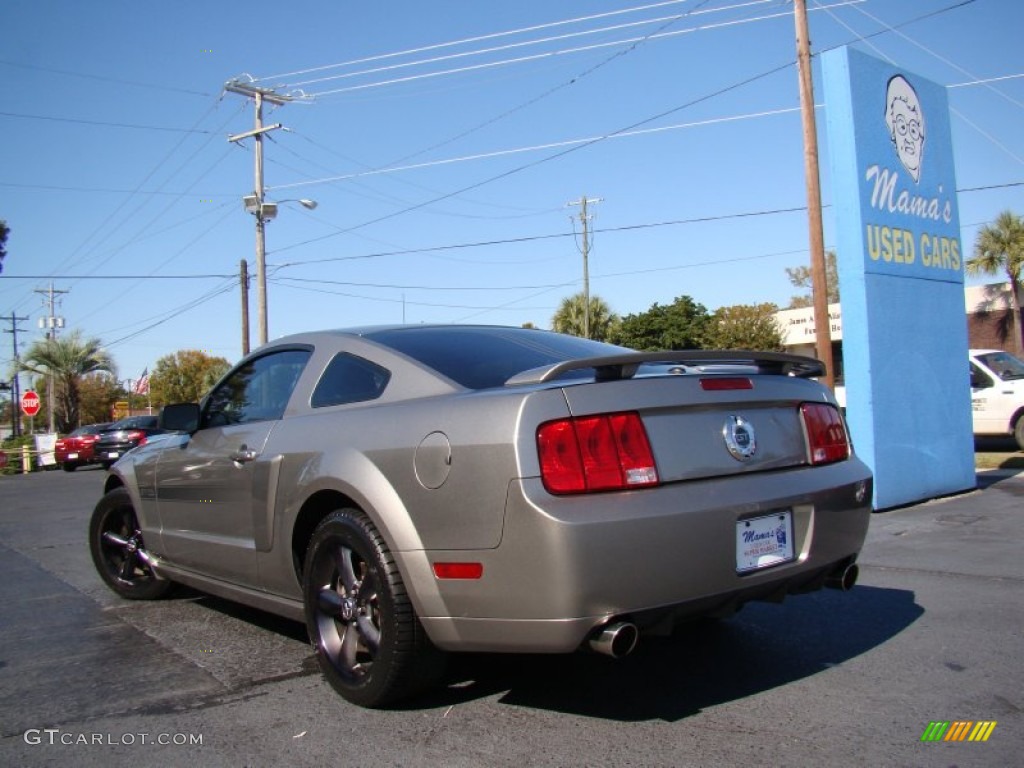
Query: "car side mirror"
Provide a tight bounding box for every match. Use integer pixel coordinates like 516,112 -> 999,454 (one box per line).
159,403 -> 201,433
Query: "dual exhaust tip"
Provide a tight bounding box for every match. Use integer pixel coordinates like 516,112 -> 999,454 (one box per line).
589,562 -> 858,658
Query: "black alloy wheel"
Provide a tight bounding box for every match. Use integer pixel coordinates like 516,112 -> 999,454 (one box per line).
303,508 -> 444,708
89,487 -> 170,600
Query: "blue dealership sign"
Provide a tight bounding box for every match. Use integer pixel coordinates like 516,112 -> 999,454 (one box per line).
823,47 -> 974,509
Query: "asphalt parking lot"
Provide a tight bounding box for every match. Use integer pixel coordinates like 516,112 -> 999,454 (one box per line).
0,465 -> 1020,767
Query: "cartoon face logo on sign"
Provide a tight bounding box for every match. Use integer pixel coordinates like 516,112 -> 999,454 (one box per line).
885,75 -> 925,183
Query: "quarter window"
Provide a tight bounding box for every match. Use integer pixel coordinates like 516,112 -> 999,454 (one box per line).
312,353 -> 390,408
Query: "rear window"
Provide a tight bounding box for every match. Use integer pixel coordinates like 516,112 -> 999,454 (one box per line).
111,416 -> 157,430
69,424 -> 109,437
364,327 -> 627,390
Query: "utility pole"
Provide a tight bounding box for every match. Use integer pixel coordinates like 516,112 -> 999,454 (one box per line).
34,282 -> 69,433
793,0 -> 835,389
240,259 -> 251,356
2,312 -> 29,437
225,79 -> 294,347
567,195 -> 602,339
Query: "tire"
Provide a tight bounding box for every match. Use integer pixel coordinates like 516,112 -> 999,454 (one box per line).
303,509 -> 445,708
1015,417 -> 1024,452
89,487 -> 171,600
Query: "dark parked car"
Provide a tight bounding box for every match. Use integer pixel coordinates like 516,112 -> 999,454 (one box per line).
54,422 -> 112,471
90,326 -> 872,707
93,415 -> 163,468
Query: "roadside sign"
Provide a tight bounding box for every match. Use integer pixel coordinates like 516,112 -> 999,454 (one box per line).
21,390 -> 41,417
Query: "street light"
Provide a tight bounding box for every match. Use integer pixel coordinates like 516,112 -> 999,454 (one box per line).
242,195 -> 318,347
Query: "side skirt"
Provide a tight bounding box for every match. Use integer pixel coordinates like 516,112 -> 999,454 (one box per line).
154,562 -> 305,623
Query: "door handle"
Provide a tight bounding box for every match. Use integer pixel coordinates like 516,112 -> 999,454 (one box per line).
230,446 -> 258,463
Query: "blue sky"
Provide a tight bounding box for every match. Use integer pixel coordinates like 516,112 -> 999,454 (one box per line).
2,0 -> 1022,386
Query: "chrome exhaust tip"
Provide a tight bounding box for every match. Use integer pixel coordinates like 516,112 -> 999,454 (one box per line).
825,562 -> 859,591
588,621 -> 639,658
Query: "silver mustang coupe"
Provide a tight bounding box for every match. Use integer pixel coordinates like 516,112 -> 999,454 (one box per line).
90,325 -> 872,707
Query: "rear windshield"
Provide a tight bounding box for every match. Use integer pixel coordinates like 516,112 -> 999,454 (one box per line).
364,327 -> 627,390
110,415 -> 158,430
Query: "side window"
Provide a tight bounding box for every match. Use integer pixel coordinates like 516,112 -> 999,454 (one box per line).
970,363 -> 992,389
311,353 -> 390,408
203,348 -> 311,427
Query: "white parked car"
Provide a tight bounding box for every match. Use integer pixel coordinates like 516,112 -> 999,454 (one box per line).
969,349 -> 1024,449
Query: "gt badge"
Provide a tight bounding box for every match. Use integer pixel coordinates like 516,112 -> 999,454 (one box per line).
723,415 -> 756,461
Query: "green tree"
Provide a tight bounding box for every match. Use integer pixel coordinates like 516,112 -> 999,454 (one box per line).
151,350 -> 231,405
608,295 -> 710,350
967,210 -> 1024,355
551,293 -> 619,341
20,331 -> 115,432
786,250 -> 839,308
78,373 -> 121,425
703,303 -> 785,351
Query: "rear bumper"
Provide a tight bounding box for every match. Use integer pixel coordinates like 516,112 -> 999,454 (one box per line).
408,459 -> 872,653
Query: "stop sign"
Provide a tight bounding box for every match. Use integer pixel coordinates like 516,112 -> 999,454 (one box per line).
21,390 -> 41,417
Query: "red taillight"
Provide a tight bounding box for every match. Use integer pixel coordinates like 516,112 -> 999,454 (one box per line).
433,562 -> 483,579
123,429 -> 147,447
800,403 -> 850,465
537,412 -> 659,494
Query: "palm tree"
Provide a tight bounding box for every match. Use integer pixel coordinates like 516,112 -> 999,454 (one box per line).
552,293 -> 619,341
20,331 -> 115,432
967,210 -> 1024,355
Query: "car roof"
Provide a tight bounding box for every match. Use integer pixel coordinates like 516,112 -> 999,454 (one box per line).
263,324 -> 537,346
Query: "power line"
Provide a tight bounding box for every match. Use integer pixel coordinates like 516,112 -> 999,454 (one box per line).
0,274 -> 234,280
27,100 -> 231,286
1,181 -> 1013,286
304,2 -> 831,98
267,58 -> 798,256
0,110 -> 214,133
264,0 -> 981,260
101,280 -> 238,348
0,59 -> 214,97
256,0 -> 705,83
285,0 -> 714,188
0,181 -> 233,197
831,0 -> 1023,110
269,106 -> 803,192
949,73 -> 1024,89
282,0 -> 729,90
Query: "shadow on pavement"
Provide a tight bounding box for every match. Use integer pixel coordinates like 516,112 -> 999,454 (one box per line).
409,585 -> 921,721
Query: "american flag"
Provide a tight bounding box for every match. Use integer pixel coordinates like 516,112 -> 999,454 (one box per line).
133,368 -> 150,396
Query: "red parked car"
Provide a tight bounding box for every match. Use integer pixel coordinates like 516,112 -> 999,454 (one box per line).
54,423 -> 112,472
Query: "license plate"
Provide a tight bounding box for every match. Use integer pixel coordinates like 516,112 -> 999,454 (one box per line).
736,511 -> 794,573
67,453 -> 79,460
107,451 -> 120,459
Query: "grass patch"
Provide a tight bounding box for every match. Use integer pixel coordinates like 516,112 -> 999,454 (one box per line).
975,452 -> 1024,471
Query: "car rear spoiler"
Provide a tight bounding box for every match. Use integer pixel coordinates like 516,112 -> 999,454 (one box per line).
505,350 -> 826,386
